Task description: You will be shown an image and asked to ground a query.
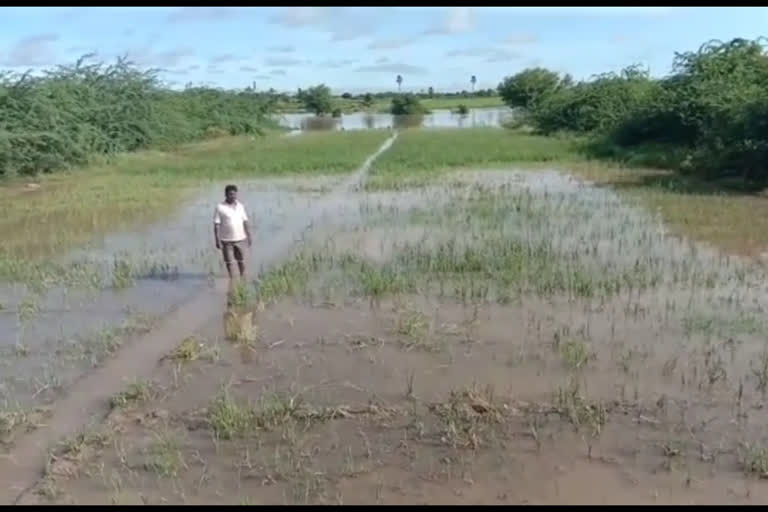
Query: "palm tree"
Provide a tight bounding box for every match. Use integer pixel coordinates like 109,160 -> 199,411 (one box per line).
470,75 -> 477,92
396,74 -> 403,92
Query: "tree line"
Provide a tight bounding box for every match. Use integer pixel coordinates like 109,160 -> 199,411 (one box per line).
497,37 -> 768,186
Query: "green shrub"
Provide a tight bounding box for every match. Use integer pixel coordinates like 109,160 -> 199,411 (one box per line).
0,55 -> 278,176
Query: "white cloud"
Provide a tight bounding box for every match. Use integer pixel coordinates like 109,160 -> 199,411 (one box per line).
267,45 -> 295,53
167,7 -> 246,23
2,33 -> 60,67
123,46 -> 195,68
317,59 -> 357,68
446,48 -> 519,62
504,33 -> 538,45
269,7 -> 389,43
211,53 -> 244,64
265,57 -> 306,67
269,7 -> 329,27
355,62 -> 428,75
368,36 -> 419,50
425,7 -> 474,36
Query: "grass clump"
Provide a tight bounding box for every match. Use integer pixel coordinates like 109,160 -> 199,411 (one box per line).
741,443 -> 768,478
143,433 -> 186,478
555,380 -> 607,438
110,380 -> 157,409
207,391 -> 258,440
559,339 -> 595,371
207,390 -> 303,440
429,386 -> 502,449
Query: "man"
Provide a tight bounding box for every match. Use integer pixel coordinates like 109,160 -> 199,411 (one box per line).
214,184 -> 252,279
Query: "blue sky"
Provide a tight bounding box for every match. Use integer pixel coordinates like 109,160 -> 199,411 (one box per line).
1,7 -> 766,93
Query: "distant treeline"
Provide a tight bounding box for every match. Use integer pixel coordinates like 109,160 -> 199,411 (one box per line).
334,88 -> 498,100
0,56 -> 278,177
498,38 -> 768,186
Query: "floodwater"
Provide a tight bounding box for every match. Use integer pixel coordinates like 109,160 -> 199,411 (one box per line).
276,107 -> 513,132
0,136 -> 397,410
4,129 -> 768,504
2,146 -> 767,413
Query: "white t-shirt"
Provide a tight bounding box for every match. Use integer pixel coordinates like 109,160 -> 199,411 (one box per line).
214,201 -> 249,242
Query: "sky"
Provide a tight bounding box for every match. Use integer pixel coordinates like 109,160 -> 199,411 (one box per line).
1,6 -> 767,93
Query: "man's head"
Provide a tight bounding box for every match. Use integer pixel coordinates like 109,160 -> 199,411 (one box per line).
224,184 -> 238,204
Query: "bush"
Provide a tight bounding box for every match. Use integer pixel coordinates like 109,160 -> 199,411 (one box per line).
301,84 -> 333,116
0,56 -> 277,176
499,37 -> 768,185
498,68 -> 565,110
390,94 -> 429,116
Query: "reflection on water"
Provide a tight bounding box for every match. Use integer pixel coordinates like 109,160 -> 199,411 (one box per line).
277,107 -> 513,132
301,116 -> 339,131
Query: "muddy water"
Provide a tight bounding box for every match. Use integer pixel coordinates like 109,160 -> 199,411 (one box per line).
0,139 -> 394,406
0,169 -> 385,408
316,169 -> 768,370
3,137 -> 768,503
0,134 -> 398,504
278,107 -> 513,132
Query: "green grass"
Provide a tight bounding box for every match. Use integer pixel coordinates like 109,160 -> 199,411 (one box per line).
207,389 -> 303,440
367,128 -> 585,190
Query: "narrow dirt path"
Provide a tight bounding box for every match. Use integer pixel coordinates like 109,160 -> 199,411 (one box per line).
0,132 -> 398,504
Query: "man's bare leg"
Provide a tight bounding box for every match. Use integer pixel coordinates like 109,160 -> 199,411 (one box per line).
223,244 -> 235,279
237,260 -> 246,278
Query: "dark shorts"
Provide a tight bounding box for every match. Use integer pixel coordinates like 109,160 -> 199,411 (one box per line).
221,240 -> 247,264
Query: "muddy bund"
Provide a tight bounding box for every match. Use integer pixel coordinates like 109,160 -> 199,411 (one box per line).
3,126 -> 768,505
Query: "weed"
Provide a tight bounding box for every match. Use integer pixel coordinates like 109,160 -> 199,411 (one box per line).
429,385 -> 502,449
751,347 -> 768,396
110,380 -> 157,409
144,433 -> 186,478
555,379 -> 607,437
112,258 -> 134,289
741,443 -> 768,479
207,391 -> 258,440
560,339 -> 594,371
228,281 -> 256,309
166,337 -> 215,362
395,308 -> 431,350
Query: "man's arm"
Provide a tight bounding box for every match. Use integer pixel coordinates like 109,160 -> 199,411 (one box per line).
241,204 -> 252,247
213,208 -> 221,249
244,220 -> 252,247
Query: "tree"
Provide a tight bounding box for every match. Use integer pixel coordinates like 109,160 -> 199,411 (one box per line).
341,92 -> 352,99
428,86 -> 434,98
497,68 -> 563,109
390,94 -> 428,115
396,74 -> 403,91
362,93 -> 374,109
301,84 -> 333,115
470,75 -> 477,92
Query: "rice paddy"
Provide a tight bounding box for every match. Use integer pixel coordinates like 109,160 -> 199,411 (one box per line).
3,126 -> 768,504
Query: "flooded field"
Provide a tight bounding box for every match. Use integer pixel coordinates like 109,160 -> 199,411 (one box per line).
3,128 -> 768,504
277,107 -> 513,132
